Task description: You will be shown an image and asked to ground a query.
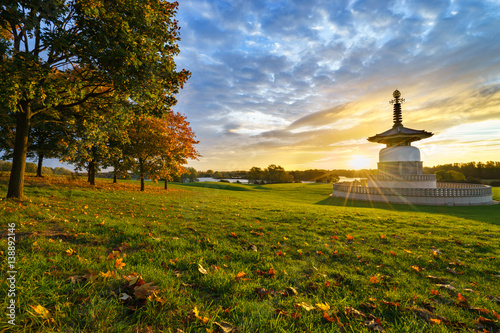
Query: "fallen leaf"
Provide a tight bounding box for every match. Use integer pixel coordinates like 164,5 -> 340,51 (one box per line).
108,250 -> 120,260
120,293 -> 133,301
370,276 -> 379,284
134,282 -> 158,299
380,300 -> 400,307
68,275 -> 85,284
426,275 -> 449,284
198,264 -> 208,275
316,302 -> 330,311
255,287 -> 270,298
346,235 -> 354,240
471,308 -> 490,315
475,316 -> 497,328
344,307 -> 366,318
364,319 -> 385,332
411,265 -> 421,272
30,305 -> 50,319
322,311 -> 339,323
66,248 -> 75,256
429,318 -> 441,324
213,321 -> 233,333
410,307 -> 446,323
235,271 -> 246,281
436,284 -> 456,291
446,267 -> 461,275
283,287 -> 298,296
115,258 -> 126,270
457,293 -> 467,302
296,302 -> 315,311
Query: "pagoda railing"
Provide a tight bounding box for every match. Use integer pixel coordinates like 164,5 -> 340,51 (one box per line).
370,174 -> 436,181
332,182 -> 492,197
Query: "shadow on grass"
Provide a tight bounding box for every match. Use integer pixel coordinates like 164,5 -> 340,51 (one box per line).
317,195 -> 500,225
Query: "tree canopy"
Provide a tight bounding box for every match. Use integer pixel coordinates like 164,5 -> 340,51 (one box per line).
0,0 -> 190,198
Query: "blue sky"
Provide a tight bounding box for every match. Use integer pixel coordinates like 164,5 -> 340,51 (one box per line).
170,0 -> 500,171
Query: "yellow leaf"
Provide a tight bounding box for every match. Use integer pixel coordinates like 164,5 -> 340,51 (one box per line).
108,250 -> 120,260
296,302 -> 315,311
429,318 -> 441,324
100,270 -> 115,278
30,305 -> 50,319
115,258 -> 126,270
315,302 -> 330,311
193,306 -> 200,318
235,271 -> 246,281
198,264 -> 208,275
66,248 -> 75,256
201,316 -> 210,324
404,249 -> 412,254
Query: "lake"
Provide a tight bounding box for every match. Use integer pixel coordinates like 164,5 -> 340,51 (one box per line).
196,176 -> 361,184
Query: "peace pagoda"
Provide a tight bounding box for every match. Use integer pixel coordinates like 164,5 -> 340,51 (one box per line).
332,90 -> 495,206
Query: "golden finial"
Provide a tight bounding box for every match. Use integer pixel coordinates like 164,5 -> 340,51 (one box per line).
390,89 -> 405,104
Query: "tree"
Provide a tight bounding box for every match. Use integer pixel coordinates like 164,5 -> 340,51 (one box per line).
0,1 -> 190,198
60,95 -> 135,185
126,113 -> 199,191
247,167 -> 263,184
181,167 -> 198,183
435,170 -> 466,182
264,164 -> 293,184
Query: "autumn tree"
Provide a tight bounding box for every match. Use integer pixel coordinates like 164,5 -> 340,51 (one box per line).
125,113 -> 199,191
0,0 -> 190,198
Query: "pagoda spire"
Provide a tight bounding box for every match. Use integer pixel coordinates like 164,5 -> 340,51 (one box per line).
390,89 -> 405,127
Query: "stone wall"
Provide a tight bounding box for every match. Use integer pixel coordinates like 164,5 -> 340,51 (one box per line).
332,182 -> 496,206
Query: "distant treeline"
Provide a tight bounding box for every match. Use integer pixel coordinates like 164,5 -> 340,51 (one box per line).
0,161 -> 72,175
198,166 -> 377,184
424,161 -> 500,180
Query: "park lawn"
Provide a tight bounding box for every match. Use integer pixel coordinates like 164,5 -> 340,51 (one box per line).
1,176 -> 499,332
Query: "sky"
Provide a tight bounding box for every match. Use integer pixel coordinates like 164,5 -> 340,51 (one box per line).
164,0 -> 500,172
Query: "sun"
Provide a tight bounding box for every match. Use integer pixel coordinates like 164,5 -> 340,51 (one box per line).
349,155 -> 371,170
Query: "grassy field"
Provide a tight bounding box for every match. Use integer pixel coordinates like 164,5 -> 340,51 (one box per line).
1,176 -> 499,332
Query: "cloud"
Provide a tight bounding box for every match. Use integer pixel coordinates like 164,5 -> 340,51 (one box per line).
174,0 -> 500,170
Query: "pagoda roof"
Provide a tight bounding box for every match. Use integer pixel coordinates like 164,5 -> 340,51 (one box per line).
367,124 -> 433,144
367,89 -> 433,145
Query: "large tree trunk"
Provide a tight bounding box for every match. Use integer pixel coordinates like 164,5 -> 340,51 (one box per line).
113,171 -> 117,183
164,178 -> 168,190
88,160 -> 96,185
36,153 -> 44,177
139,158 -> 145,191
7,102 -> 32,199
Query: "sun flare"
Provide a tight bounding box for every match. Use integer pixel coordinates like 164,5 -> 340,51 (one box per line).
349,155 -> 371,170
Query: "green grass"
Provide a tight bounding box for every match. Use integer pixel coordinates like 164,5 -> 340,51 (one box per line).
1,177 -> 499,332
